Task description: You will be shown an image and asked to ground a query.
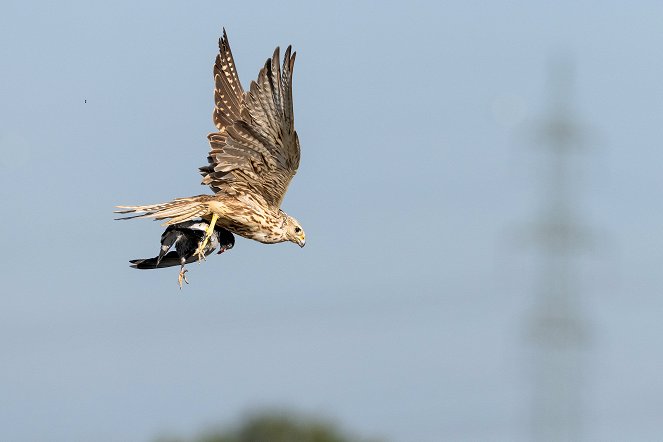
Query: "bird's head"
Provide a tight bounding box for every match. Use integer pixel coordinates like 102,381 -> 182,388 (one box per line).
284,215 -> 306,247
215,227 -> 235,254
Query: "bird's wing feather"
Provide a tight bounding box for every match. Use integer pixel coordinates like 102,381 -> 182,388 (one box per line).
213,29 -> 245,132
200,34 -> 300,209
158,227 -> 181,265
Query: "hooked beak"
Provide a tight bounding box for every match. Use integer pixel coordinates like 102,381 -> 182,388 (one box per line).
297,237 -> 306,248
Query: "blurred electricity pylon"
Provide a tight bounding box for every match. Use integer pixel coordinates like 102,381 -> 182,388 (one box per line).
523,58 -> 592,442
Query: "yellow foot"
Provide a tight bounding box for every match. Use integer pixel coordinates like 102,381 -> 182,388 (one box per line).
194,241 -> 208,262
195,213 -> 219,263
178,268 -> 189,289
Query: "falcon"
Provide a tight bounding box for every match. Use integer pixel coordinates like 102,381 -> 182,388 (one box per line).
116,29 -> 306,267
130,220 -> 235,288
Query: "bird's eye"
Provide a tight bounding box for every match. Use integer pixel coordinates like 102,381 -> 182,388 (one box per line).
294,227 -> 301,233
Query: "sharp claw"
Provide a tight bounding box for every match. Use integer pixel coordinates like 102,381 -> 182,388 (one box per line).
178,268 -> 189,289
195,240 -> 209,262
195,246 -> 206,262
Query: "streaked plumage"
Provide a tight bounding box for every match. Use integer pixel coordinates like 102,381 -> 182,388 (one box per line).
130,220 -> 235,287
117,29 -> 306,275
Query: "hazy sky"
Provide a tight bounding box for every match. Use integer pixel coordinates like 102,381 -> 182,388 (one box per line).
2,1 -> 663,441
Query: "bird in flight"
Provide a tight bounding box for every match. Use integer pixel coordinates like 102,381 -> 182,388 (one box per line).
130,221 -> 235,288
117,29 -> 306,282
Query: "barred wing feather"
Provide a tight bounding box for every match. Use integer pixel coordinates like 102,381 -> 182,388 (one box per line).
200,32 -> 300,209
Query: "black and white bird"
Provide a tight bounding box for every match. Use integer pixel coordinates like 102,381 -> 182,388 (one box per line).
130,220 -> 235,287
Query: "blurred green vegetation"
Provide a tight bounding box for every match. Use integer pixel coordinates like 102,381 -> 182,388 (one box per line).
156,411 -> 384,442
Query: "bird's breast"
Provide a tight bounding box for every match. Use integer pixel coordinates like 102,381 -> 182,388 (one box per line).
218,215 -> 284,244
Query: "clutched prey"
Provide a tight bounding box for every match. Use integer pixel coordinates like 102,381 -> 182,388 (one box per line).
130,220 -> 235,288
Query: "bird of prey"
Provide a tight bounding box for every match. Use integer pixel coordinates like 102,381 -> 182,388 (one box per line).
130,220 -> 235,288
116,29 -> 306,271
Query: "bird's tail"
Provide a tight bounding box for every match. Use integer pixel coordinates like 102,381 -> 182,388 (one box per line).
130,252 -> 182,269
130,249 -> 215,270
115,196 -> 211,225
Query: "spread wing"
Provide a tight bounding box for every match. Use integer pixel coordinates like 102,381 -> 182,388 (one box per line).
200,30 -> 300,209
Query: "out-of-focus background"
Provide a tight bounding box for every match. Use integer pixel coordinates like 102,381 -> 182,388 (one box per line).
1,1 -> 662,441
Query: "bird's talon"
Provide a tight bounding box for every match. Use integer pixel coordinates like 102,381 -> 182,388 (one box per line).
178,268 -> 189,289
195,246 -> 207,262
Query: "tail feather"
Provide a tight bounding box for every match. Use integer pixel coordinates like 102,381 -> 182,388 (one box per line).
130,252 -> 182,269
130,249 -> 215,270
115,196 -> 211,225
165,207 -> 208,224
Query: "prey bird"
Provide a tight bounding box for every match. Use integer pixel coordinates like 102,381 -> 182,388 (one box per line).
116,29 -> 306,277
130,220 -> 235,288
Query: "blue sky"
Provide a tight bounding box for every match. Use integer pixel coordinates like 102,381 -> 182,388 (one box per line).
1,1 -> 663,441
